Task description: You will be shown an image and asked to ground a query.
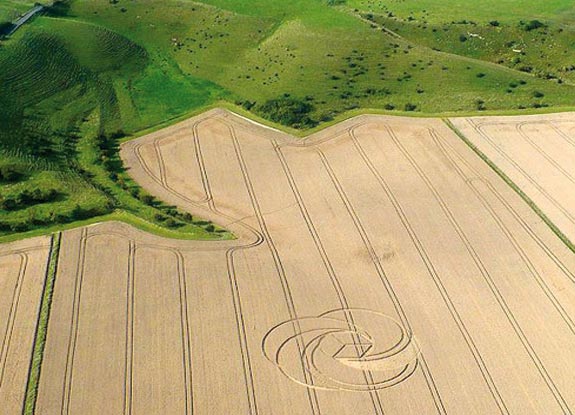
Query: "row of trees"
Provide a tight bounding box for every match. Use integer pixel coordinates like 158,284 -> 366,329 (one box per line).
0,202 -> 110,233
0,187 -> 59,211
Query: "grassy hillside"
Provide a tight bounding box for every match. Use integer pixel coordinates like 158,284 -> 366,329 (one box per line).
348,0 -> 575,24
350,0 -> 575,85
69,0 -> 575,119
0,11 -> 227,239
1,0 -> 574,238
0,0 -> 39,22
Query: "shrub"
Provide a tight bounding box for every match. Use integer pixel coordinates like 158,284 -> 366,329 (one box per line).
139,194 -> 155,205
0,188 -> 59,210
489,21 -> 500,27
404,103 -> 417,112
10,222 -> 29,233
242,101 -> 256,110
130,188 -> 140,198
0,22 -> 15,37
165,218 -> 181,228
71,204 -> 86,220
182,212 -> 193,222
0,165 -> 22,182
257,97 -> 317,128
524,20 -> 546,32
46,1 -> 72,17
533,91 -> 545,98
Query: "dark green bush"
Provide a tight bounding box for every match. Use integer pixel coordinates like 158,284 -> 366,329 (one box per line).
524,20 -> 546,32
0,165 -> 22,182
165,218 -> 182,228
533,90 -> 545,98
0,188 -> 59,211
46,1 -> 72,17
257,97 -> 318,128
154,213 -> 167,222
139,193 -> 155,205
0,22 -> 15,37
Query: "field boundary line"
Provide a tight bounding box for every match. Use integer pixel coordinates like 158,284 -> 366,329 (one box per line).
444,119 -> 575,255
124,240 -> 136,415
388,124 -> 570,412
469,120 -> 575,225
22,232 -> 61,415
429,126 -> 575,304
428,129 -> 575,332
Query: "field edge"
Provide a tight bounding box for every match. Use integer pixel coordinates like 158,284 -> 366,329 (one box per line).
22,232 -> 61,415
3,104 -> 575,245
444,118 -> 575,254
128,101 -> 575,141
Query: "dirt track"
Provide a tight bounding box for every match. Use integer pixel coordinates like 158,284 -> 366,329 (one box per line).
0,235 -> 51,415
34,109 -> 575,414
451,113 -> 575,244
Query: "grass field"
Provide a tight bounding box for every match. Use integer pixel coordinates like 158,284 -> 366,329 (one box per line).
1,0 -> 575,238
348,0 -> 575,24
351,0 -> 575,85
0,0 -> 40,22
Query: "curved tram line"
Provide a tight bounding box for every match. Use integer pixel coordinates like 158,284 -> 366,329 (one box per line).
35,109 -> 575,415
467,119 -> 575,227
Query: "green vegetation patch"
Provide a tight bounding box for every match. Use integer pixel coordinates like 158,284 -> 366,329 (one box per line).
23,231 -> 61,415
0,14 -> 227,239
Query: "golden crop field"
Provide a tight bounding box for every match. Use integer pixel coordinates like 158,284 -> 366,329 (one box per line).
29,110 -> 575,414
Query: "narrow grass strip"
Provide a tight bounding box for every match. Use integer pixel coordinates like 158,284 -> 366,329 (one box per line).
22,232 -> 62,415
444,118 -> 575,255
